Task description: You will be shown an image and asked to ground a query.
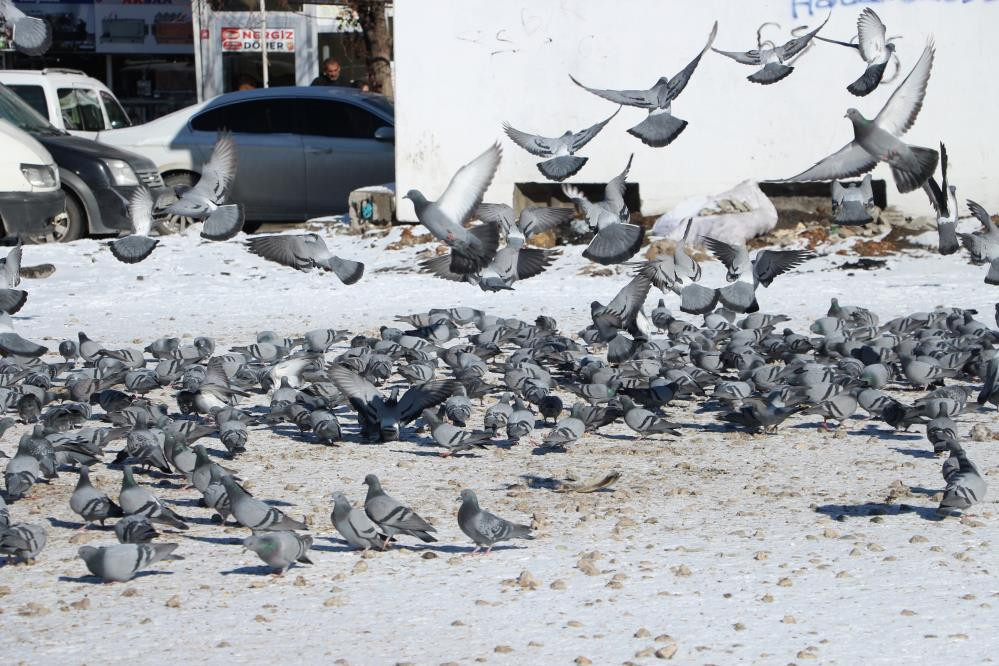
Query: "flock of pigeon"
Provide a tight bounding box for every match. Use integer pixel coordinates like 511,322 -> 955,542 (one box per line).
0,8 -> 995,585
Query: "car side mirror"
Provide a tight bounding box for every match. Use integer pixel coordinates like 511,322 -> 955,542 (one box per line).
374,126 -> 394,142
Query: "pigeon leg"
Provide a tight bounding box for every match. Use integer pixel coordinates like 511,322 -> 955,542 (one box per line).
470,546 -> 481,556
485,545 -> 494,555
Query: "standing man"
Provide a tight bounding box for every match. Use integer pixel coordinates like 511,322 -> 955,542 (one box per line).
311,58 -> 346,86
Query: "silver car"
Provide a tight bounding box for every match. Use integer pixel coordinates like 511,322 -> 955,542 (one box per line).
97,86 -> 395,228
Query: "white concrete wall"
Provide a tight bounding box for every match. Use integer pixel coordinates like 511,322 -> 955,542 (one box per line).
394,0 -> 998,222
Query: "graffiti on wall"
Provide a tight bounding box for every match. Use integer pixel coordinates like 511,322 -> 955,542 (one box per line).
792,0 -> 999,20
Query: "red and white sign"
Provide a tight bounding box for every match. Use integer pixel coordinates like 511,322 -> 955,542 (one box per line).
221,27 -> 295,53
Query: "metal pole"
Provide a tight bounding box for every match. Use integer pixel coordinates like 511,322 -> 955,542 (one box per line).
259,0 -> 269,88
191,0 -> 204,102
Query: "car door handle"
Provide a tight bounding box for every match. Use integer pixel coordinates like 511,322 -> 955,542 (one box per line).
306,147 -> 332,154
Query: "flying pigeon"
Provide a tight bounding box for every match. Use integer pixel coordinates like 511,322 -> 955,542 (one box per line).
475,203 -> 575,239
815,8 -> 898,96
245,233 -> 365,285
164,131 -> 244,240
363,474 -> 437,548
923,143 -> 959,255
831,174 -> 876,226
570,21 -> 717,147
0,0 -> 51,56
713,15 -> 828,84
0,242 -> 20,288
702,237 -> 815,288
109,187 -> 160,264
330,491 -> 386,551
456,489 -> 533,554
77,543 -> 178,582
781,41 -> 937,194
958,200 -> 999,284
563,155 -> 644,265
243,531 -> 313,574
403,143 -> 503,275
419,236 -> 559,291
502,108 -> 619,181
0,313 -> 46,357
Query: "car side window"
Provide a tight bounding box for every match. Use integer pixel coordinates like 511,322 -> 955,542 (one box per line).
101,91 -> 131,129
300,99 -> 385,139
58,88 -> 106,131
7,85 -> 48,119
190,99 -> 300,134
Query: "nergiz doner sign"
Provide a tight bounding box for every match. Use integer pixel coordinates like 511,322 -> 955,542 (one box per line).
221,28 -> 296,52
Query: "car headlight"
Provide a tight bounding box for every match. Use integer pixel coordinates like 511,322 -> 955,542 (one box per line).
102,159 -> 139,186
20,164 -> 57,188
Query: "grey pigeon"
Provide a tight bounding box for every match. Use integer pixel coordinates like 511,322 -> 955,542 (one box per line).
958,200 -> 999,284
702,237 -> 815,287
476,204 -> 575,239
926,415 -> 958,455
0,0 -> 51,55
563,155 -> 644,265
403,143 -> 503,275
483,392 -> 514,435
721,397 -> 803,433
246,233 -> 365,284
782,42 -> 937,193
502,108 -> 618,181
363,474 -> 436,548
0,522 -> 46,561
923,143 -> 959,255
4,452 -> 40,499
201,466 -> 232,524
543,415 -> 585,448
570,21 -> 717,147
831,174 -> 876,226
506,398 -> 536,442
938,442 -> 987,515
243,531 -> 313,574
221,475 -> 306,531
457,489 -> 533,554
420,235 -> 559,291
114,514 -> 158,544
109,187 -> 160,263
422,408 -> 491,457
0,242 -> 20,289
330,491 -> 385,551
815,8 -> 898,96
77,543 -> 178,582
70,466 -> 123,527
713,15 -> 828,84
0,313 -> 47,357
618,395 -> 681,438
164,131 -> 244,240
118,465 -> 188,530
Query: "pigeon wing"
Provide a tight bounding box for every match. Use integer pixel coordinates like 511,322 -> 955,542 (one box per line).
329,366 -> 381,423
874,41 -> 934,137
711,47 -> 762,65
2,243 -> 21,288
663,21 -> 718,103
434,143 -> 502,227
397,379 -> 461,423
188,132 -> 237,204
518,206 -> 575,237
604,273 -> 652,325
128,186 -> 154,237
604,153 -> 633,214
856,8 -> 888,63
702,237 -> 749,274
569,107 -> 620,152
475,203 -> 516,232
419,253 -> 468,282
568,74 -> 657,109
783,142 -> 877,182
753,249 -> 815,287
779,14 -> 829,60
246,234 -> 319,271
502,123 -> 556,157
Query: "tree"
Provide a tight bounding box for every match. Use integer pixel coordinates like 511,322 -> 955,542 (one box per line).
347,1 -> 393,99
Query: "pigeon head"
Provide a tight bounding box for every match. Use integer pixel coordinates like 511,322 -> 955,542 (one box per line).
403,190 -> 428,210
243,534 -> 274,555
844,108 -> 867,124
77,546 -> 98,562
458,488 -> 478,505
363,474 -> 380,489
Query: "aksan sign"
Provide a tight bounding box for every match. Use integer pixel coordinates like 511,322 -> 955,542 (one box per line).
220,27 -> 295,52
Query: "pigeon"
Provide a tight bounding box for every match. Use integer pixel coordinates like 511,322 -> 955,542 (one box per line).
109,187 -> 160,264
70,466 -> 123,528
114,514 -> 158,544
543,415 -> 585,448
502,108 -> 619,181
721,397 -> 803,433
815,8 -> 898,96
330,366 -> 457,441
570,21 -> 717,147
456,489 -> 533,554
0,313 -> 47,357
118,465 -> 189,531
978,356 -> 999,411
0,522 -> 46,561
403,143 -> 503,275
164,131 -> 244,240
831,174 -> 876,226
243,531 -> 313,574
781,41 -> 937,194
618,395 -> 681,438
506,398 -> 536,442
363,474 -> 437,548
77,543 -> 178,582
475,204 -> 575,240
938,442 -> 987,515
0,0 -> 51,55
4,452 -> 40,499
422,408 -> 492,457
221,475 -> 307,531
245,233 -> 365,285
0,242 -> 19,289
483,392 -> 514,435
713,15 -> 828,84
563,155 -> 644,265
959,200 -> 999,284
330,491 -> 386,551
923,143 -> 959,255
702,237 -> 815,287
420,236 -> 559,291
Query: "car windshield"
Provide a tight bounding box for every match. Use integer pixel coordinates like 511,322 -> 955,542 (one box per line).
362,94 -> 394,121
0,85 -> 62,135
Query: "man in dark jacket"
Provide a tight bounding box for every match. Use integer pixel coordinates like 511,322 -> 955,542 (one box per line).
311,58 -> 347,86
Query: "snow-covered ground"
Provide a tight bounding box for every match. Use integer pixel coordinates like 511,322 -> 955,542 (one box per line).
1,226 -> 997,664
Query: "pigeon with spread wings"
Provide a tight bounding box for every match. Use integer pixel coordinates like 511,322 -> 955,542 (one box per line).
475,203 -> 574,240
923,143 -> 959,255
0,0 -> 51,56
109,187 -> 160,264
702,236 -> 815,288
570,21 -> 717,147
780,41 -> 937,194
164,131 -> 244,241
563,154 -> 644,265
246,233 -> 364,285
713,15 -> 828,85
503,108 -> 619,181
816,8 -> 898,96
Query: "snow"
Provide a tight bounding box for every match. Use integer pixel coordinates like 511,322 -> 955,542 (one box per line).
1,226 -> 997,664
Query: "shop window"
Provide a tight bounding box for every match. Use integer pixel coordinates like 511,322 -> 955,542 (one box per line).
190,98 -> 301,134
7,85 -> 48,119
300,98 -> 384,139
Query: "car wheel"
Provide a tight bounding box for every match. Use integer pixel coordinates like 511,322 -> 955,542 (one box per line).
156,172 -> 197,235
24,190 -> 84,244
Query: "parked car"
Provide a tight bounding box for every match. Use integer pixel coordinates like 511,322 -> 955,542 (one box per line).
0,83 -> 167,243
0,119 -> 66,239
96,86 -> 395,227
0,68 -> 133,140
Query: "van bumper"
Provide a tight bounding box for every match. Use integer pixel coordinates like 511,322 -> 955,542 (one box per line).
0,189 -> 67,234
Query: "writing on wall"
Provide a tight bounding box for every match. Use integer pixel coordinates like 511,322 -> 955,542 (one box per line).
792,0 -> 998,20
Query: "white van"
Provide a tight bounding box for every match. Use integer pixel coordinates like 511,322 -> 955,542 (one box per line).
0,69 -> 132,140
0,119 -> 66,238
